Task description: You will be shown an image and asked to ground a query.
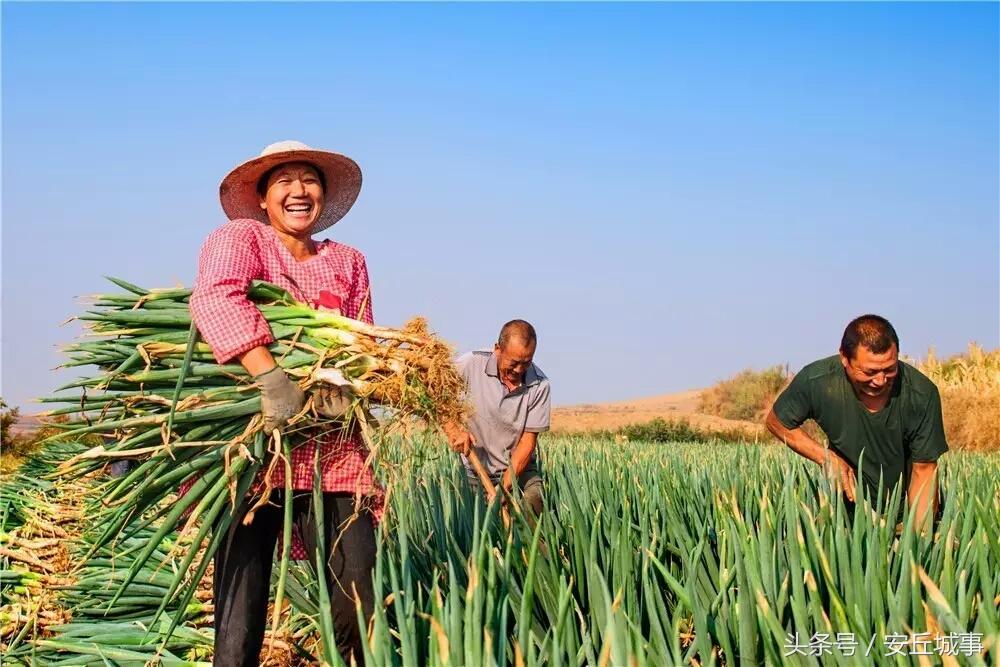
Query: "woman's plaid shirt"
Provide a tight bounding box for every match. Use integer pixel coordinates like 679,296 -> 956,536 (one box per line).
188,219 -> 383,516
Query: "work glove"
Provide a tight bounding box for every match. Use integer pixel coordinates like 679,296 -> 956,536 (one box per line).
312,383 -> 354,419
255,366 -> 305,433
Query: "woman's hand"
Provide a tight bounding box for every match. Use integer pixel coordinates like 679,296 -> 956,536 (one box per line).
255,366 -> 305,433
312,384 -> 353,419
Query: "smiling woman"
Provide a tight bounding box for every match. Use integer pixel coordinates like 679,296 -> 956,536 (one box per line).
256,161 -> 327,244
186,140 -> 379,666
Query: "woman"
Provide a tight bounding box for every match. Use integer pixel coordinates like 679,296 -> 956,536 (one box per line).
189,140 -> 379,666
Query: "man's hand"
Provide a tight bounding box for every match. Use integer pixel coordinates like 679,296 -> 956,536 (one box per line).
255,366 -> 306,433
908,461 -> 939,534
823,451 -> 856,502
481,483 -> 509,507
312,384 -> 353,419
445,425 -> 476,456
766,410 -> 857,502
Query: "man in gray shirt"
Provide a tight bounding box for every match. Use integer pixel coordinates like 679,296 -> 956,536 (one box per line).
445,320 -> 551,516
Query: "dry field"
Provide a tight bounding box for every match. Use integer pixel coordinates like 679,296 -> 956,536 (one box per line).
551,389 -> 766,437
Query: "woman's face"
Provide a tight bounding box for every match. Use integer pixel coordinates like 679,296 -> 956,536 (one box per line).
259,162 -> 325,236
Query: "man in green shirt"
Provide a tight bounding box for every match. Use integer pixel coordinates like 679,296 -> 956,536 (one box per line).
765,315 -> 948,529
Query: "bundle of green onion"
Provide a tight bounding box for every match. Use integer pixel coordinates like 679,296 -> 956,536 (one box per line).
40,277 -> 466,662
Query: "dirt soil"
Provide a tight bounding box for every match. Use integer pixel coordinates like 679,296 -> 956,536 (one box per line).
551,389 -> 767,438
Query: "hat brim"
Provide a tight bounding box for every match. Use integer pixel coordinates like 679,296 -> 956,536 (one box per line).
219,149 -> 362,234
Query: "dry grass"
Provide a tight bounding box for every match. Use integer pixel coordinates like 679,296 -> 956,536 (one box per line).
360,316 -> 469,427
910,343 -> 1000,452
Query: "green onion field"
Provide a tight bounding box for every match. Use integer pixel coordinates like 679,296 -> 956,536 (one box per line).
2,435 -> 997,665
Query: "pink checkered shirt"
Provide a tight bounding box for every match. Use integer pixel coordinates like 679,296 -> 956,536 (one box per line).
190,218 -> 373,363
187,219 -> 383,538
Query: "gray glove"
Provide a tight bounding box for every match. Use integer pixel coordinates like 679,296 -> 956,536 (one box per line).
255,366 -> 305,433
312,384 -> 354,419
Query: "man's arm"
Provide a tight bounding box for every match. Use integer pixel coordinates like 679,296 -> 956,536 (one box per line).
907,461 -> 938,532
904,388 -> 948,532
503,377 -> 548,493
501,431 -> 538,493
765,409 -> 856,502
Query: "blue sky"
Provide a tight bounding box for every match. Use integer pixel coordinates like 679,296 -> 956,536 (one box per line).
3,2 -> 998,411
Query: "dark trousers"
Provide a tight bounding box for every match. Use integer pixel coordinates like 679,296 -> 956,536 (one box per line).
213,492 -> 376,666
467,460 -> 545,517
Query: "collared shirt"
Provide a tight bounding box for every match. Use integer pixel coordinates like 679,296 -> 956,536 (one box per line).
456,350 -> 551,478
190,218 -> 373,364
187,218 -> 382,505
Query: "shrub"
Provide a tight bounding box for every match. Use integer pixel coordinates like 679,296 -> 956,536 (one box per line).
1,398 -> 37,472
698,365 -> 790,421
567,417 -> 756,445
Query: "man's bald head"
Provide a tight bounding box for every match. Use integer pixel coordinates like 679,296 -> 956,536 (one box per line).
498,319 -> 537,350
494,320 -> 537,388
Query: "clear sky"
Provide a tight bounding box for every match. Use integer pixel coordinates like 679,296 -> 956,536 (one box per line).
2,2 -> 998,412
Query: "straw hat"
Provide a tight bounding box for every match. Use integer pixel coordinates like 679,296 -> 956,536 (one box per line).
219,140 -> 362,234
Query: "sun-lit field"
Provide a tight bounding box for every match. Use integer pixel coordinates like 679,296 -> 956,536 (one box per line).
913,345 -> 1000,452
3,435 -> 997,666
